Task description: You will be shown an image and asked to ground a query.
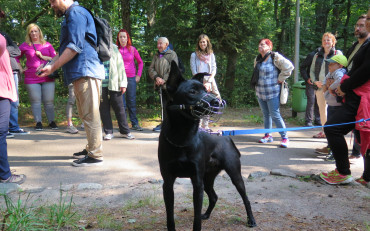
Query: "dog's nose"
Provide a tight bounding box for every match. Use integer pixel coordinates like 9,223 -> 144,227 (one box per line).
210,98 -> 221,107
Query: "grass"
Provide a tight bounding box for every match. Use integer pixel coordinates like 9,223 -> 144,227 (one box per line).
0,190 -> 80,230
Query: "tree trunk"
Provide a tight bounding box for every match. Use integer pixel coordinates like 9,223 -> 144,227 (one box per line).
276,0 -> 291,54
224,51 -> 238,105
121,0 -> 131,35
145,0 -> 157,107
343,0 -> 351,53
314,0 -> 330,35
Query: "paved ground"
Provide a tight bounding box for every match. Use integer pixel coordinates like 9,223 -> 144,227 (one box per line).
4,124 -> 364,191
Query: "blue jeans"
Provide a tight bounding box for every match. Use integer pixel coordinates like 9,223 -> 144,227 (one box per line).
0,98 -> 11,180
257,96 -> 287,138
9,72 -> 20,131
123,77 -> 139,126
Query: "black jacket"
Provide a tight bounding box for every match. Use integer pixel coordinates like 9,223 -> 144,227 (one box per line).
345,37 -> 370,70
299,47 -> 337,82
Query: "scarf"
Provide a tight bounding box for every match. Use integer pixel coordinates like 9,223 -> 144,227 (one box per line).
250,51 -> 271,88
196,52 -> 211,64
158,47 -> 170,57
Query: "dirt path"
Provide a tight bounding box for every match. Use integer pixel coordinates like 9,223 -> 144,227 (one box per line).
3,107 -> 370,230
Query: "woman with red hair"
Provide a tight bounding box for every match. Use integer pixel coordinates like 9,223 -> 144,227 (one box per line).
251,38 -> 294,148
117,29 -> 144,131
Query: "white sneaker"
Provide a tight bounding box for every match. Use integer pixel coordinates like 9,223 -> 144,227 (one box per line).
121,133 -> 135,140
103,134 -> 114,140
66,125 -> 78,134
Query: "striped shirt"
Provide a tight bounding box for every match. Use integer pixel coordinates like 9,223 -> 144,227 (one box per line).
102,61 -> 110,87
256,56 -> 280,100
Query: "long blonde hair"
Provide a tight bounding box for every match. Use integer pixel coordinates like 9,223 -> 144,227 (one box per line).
196,34 -> 213,55
25,23 -> 46,45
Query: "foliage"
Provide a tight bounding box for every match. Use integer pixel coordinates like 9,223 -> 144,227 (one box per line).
0,191 -> 79,230
0,0 -> 368,108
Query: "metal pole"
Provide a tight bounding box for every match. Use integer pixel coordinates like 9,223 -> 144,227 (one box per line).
294,0 -> 300,83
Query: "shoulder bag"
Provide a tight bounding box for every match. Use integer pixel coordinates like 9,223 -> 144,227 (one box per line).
280,81 -> 288,104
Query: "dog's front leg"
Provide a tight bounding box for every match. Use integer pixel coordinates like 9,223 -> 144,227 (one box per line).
163,177 -> 176,231
191,176 -> 204,231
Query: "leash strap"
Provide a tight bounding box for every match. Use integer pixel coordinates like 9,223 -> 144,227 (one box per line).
222,118 -> 370,136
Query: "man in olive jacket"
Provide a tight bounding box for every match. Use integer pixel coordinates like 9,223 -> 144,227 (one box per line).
148,37 -> 178,132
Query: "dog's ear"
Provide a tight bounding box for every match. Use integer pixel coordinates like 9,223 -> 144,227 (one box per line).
167,61 -> 185,96
192,73 -> 208,83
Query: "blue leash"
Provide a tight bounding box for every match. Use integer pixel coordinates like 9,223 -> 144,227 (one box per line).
221,118 -> 370,136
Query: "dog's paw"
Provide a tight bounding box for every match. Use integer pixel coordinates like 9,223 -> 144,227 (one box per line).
247,218 -> 257,227
201,213 -> 210,220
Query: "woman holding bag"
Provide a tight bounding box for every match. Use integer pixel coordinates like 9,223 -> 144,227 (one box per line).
251,38 -> 294,148
16,23 -> 57,131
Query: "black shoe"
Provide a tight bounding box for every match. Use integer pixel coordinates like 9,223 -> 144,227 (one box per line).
73,149 -> 88,159
35,122 -> 43,131
72,156 -> 103,167
325,151 -> 335,162
49,121 -> 59,130
131,125 -> 143,131
6,132 -> 14,139
314,121 -> 322,126
9,128 -> 30,135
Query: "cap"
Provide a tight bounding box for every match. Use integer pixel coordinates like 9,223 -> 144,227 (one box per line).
325,54 -> 348,67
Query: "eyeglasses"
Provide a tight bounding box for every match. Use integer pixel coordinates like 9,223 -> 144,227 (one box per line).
355,24 -> 365,28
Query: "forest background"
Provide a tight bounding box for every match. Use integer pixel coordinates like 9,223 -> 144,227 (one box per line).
0,0 -> 368,110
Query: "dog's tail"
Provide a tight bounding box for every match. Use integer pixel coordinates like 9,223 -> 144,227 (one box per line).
228,137 -> 241,158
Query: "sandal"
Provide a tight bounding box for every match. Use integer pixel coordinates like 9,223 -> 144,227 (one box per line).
313,132 -> 326,138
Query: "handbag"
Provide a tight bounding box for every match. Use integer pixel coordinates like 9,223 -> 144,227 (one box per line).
32,42 -> 60,79
280,81 -> 288,104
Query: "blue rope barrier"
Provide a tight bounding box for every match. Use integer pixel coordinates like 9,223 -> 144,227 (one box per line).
221,118 -> 370,136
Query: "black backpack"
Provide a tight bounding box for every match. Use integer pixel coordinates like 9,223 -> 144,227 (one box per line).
67,5 -> 112,62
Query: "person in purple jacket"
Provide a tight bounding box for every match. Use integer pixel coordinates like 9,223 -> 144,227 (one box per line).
117,29 -> 144,131
16,23 -> 58,131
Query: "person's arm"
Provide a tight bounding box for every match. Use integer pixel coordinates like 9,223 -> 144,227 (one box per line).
207,53 -> 217,81
148,55 -> 159,80
36,42 -> 57,61
190,52 -> 197,76
116,48 -> 127,94
133,47 -> 143,83
300,50 -> 316,84
39,48 -> 76,77
276,53 -> 294,83
340,46 -> 370,92
40,8 -> 88,77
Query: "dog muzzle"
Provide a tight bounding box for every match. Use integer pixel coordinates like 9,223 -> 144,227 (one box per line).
168,93 -> 226,122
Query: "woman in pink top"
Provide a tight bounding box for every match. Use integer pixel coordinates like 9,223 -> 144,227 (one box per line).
117,29 -> 144,131
0,34 -> 26,184
16,23 -> 58,131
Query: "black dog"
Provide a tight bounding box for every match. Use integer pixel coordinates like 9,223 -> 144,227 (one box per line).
158,61 -> 256,230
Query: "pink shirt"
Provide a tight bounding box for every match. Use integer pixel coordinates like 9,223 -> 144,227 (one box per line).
0,35 -> 17,102
119,46 -> 143,78
16,42 -> 56,84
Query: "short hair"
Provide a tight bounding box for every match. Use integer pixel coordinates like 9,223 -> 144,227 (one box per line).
158,37 -> 169,45
358,14 -> 367,20
116,29 -> 132,50
322,32 -> 337,47
259,38 -> 273,50
25,23 -> 46,45
196,34 -> 213,55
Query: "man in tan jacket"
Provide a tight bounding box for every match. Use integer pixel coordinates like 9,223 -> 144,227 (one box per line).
148,37 -> 178,132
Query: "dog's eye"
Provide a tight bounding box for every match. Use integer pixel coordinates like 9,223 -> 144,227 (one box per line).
189,89 -> 198,95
